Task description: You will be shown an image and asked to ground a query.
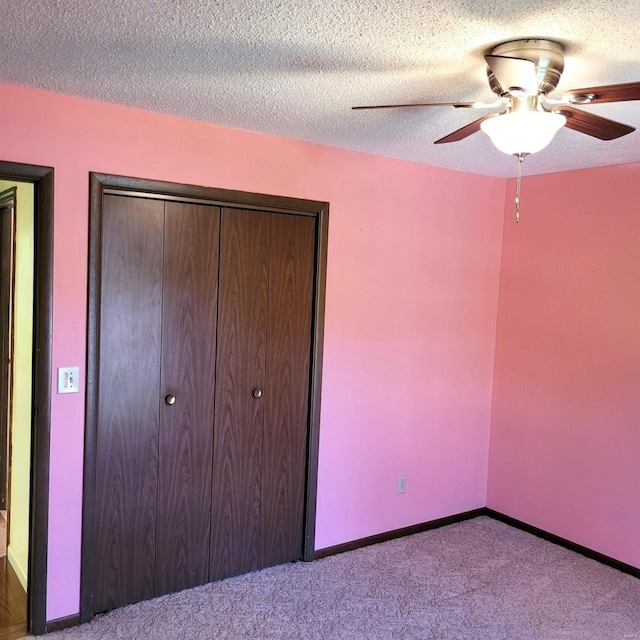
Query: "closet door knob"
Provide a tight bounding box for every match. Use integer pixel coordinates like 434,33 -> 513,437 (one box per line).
165,394 -> 177,406
252,388 -> 262,399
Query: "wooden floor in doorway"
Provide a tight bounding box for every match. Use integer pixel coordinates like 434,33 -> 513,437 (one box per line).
0,557 -> 27,640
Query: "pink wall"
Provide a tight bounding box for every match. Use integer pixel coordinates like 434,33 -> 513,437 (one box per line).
488,163 -> 640,569
0,83 -> 504,621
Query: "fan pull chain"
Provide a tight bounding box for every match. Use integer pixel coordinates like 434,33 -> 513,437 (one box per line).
514,153 -> 526,223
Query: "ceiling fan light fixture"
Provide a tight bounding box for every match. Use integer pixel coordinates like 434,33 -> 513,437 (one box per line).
480,111 -> 567,155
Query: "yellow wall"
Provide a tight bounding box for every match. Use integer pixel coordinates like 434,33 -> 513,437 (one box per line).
0,180 -> 33,590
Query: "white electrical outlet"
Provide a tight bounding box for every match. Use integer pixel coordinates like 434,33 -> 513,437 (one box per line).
58,366 -> 80,394
397,475 -> 407,494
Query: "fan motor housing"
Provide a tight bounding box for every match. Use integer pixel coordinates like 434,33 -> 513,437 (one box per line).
487,39 -> 565,96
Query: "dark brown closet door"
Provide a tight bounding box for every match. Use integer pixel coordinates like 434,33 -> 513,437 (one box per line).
210,209 -> 315,579
155,202 -> 220,596
94,195 -> 164,612
209,208 -> 269,580
260,213 -> 315,567
0,190 -> 16,511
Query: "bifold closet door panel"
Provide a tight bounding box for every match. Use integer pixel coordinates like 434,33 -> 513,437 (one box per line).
210,208 -> 269,581
259,213 -> 315,568
155,202 -> 221,596
94,195 -> 164,612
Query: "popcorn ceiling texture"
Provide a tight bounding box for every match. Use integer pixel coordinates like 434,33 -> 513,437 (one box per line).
2,0 -> 640,177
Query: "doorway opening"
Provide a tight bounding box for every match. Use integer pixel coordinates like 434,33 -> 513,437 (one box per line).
0,162 -> 53,637
0,181 -> 33,640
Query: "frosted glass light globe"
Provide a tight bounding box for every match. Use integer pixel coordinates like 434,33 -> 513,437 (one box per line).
481,111 -> 567,155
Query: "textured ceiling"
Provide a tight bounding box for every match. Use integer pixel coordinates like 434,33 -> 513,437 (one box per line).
2,0 -> 640,177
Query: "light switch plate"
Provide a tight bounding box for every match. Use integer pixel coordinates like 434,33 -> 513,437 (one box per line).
58,366 -> 80,394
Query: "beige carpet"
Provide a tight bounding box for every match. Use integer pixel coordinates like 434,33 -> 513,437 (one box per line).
23,517 -> 640,639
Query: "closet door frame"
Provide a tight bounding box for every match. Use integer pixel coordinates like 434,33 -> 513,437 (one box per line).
81,173 -> 329,622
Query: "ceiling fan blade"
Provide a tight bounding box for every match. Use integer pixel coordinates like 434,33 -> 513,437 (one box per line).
485,55 -> 538,94
563,81 -> 640,104
434,113 -> 499,144
557,106 -> 635,140
352,101 -> 480,110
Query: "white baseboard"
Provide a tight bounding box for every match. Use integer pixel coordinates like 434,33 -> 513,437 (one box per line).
7,544 -> 28,591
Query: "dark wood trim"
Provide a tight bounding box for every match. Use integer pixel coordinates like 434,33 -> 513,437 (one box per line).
0,161 -> 55,636
46,613 -> 81,633
485,509 -> 640,579
302,202 -> 329,562
81,173 -> 329,621
79,174 -> 103,623
315,507 -> 640,581
93,173 -> 326,215
0,187 -> 17,514
313,508 -> 487,559
30,167 -> 54,636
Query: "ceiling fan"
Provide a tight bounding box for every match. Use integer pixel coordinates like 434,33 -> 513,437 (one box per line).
353,39 -> 640,221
